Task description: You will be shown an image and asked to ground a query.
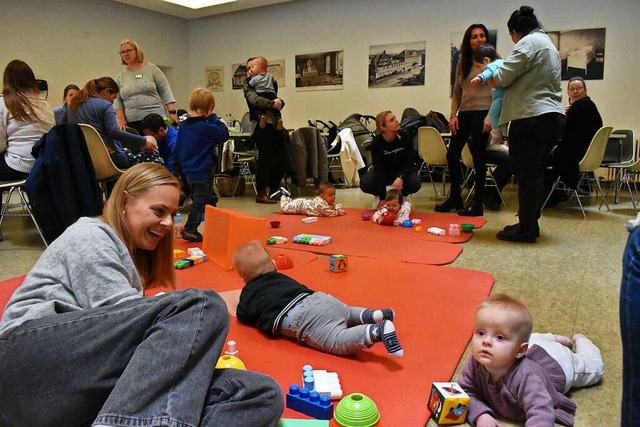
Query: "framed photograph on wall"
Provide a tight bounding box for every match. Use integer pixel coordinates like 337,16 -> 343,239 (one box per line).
450,29 -> 497,97
268,59 -> 285,87
231,63 -> 248,90
295,50 -> 343,91
547,28 -> 605,80
205,66 -> 224,91
368,41 -> 426,88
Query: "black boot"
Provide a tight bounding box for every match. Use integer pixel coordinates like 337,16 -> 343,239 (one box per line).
502,222 -> 540,237
435,195 -> 463,213
497,222 -> 538,243
459,201 -> 484,217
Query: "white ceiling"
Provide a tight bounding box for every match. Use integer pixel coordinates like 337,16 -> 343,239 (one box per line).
113,0 -> 298,19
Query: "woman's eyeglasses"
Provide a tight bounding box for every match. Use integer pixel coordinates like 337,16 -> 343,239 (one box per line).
119,48 -> 136,55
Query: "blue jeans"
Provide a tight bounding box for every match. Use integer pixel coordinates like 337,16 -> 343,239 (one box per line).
0,289 -> 283,426
621,226 -> 640,426
185,176 -> 217,233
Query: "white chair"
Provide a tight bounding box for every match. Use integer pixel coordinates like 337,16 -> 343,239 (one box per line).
78,124 -> 126,199
417,126 -> 448,198
460,144 -> 509,211
542,126 -> 614,218
0,179 -> 47,246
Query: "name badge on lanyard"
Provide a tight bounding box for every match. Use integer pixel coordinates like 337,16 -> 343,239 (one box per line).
134,74 -> 143,79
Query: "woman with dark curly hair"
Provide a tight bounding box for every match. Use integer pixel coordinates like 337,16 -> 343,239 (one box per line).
435,24 -> 492,217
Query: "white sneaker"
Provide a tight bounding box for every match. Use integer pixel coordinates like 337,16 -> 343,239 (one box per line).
372,196 -> 380,209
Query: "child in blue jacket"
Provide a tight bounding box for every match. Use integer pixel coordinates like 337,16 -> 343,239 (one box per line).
174,87 -> 229,242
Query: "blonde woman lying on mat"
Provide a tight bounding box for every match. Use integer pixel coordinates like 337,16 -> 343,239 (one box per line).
234,241 -> 402,357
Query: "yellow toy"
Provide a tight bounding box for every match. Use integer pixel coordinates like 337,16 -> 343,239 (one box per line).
215,355 -> 246,370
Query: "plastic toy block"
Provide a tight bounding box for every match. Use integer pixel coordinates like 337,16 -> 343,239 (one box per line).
267,236 -> 288,244
202,206 -> 265,270
427,226 -> 446,236
448,224 -> 461,236
173,249 -> 186,260
329,255 -> 348,273
187,254 -> 207,265
224,339 -> 239,356
174,260 -> 192,269
311,370 -> 343,400
293,234 -> 332,246
428,382 -> 470,425
188,247 -> 204,256
286,384 -> 333,420
302,217 -> 318,223
415,226 -> 423,232
412,218 -> 422,225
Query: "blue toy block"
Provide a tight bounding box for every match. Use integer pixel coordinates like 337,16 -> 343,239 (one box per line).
286,384 -> 333,420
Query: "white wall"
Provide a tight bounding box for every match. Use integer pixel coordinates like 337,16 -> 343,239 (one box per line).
188,0 -> 640,133
0,0 -> 190,109
1,0 -> 639,134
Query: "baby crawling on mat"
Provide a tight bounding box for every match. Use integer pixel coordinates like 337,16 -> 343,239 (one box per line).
372,189 -> 412,226
271,181 -> 346,217
233,241 -> 403,357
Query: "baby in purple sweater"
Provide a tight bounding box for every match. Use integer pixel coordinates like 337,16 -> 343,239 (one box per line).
458,294 -> 604,427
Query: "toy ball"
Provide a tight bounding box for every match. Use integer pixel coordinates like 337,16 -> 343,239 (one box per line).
461,223 -> 475,232
274,253 -> 294,270
332,393 -> 381,427
361,213 -> 371,221
215,355 -> 246,370
270,220 -> 281,228
401,220 -> 413,227
380,214 -> 395,226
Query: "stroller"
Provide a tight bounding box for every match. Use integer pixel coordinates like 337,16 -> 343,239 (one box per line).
336,113 -> 376,167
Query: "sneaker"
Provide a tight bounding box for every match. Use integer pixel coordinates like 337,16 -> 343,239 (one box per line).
259,115 -> 267,129
269,186 -> 291,199
182,230 -> 203,242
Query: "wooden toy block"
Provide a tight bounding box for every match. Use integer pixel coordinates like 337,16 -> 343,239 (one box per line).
427,382 -> 470,425
328,255 -> 348,273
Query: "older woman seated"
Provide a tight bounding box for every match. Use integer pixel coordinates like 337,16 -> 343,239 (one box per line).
545,77 -> 603,206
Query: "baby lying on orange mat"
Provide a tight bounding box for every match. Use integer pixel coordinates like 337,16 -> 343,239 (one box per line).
233,241 -> 402,357
271,182 -> 346,217
372,189 -> 412,226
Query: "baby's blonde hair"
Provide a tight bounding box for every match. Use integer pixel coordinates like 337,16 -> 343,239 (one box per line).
477,294 -> 533,341
232,240 -> 275,282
